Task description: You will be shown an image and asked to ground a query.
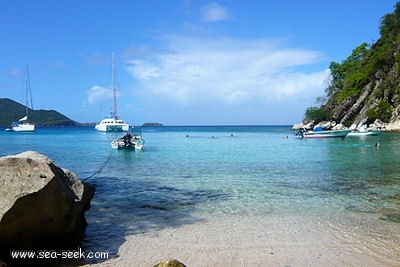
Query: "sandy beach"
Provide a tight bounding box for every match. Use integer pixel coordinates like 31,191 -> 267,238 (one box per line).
85,213 -> 400,267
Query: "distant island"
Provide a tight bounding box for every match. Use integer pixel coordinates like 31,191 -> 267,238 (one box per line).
142,122 -> 164,127
0,98 -> 80,127
0,99 -> 166,127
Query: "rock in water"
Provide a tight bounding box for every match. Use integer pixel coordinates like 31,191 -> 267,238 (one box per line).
0,151 -> 95,249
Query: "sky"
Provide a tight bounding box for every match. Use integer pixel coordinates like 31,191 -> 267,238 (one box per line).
0,0 -> 398,125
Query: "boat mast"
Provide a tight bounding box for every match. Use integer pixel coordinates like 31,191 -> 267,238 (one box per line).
25,61 -> 32,118
112,52 -> 117,120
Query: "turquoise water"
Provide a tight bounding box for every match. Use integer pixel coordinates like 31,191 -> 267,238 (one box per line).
1,126 -> 399,260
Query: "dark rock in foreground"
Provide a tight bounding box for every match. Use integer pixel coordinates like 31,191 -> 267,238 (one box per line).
153,258 -> 187,267
0,151 -> 95,251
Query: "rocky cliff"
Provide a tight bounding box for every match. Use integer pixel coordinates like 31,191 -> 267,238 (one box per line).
328,44 -> 400,130
300,3 -> 400,131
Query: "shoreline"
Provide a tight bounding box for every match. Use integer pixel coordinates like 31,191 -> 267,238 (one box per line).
83,213 -> 400,266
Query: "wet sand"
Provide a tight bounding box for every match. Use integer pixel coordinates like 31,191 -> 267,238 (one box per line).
86,214 -> 400,266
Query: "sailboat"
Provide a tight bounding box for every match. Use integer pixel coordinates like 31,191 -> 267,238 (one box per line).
95,53 -> 129,132
9,62 -> 35,132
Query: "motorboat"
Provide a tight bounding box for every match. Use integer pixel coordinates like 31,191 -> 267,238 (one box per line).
347,131 -> 379,137
347,124 -> 380,137
111,131 -> 144,150
295,126 -> 351,139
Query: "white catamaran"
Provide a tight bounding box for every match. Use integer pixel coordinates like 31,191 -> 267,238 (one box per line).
10,62 -> 35,132
95,53 -> 129,132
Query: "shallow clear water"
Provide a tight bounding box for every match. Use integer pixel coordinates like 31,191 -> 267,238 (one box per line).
1,126 -> 399,260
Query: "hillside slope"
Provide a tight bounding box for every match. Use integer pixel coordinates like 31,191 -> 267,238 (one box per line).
304,2 -> 400,130
0,98 -> 80,126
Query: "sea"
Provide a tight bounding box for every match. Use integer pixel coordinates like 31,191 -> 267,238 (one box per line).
1,125 -> 399,264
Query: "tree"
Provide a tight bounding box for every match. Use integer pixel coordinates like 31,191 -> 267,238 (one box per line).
304,106 -> 330,123
380,2 -> 400,41
325,61 -> 343,98
325,43 -> 370,102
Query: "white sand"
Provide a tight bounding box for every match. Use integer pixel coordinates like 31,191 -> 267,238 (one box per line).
86,214 -> 400,267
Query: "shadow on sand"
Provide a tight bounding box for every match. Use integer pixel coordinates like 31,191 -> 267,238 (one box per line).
78,176 -> 229,265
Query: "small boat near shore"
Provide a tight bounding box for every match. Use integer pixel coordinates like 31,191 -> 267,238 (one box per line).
347,125 -> 380,137
295,127 -> 351,139
347,131 -> 379,137
111,131 -> 144,150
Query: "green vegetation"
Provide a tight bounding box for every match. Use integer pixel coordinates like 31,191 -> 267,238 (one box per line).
366,99 -> 393,124
307,2 -> 400,125
326,42 -> 371,104
304,106 -> 330,122
0,98 -> 79,127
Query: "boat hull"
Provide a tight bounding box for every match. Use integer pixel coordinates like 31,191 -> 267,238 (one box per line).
12,123 -> 35,132
301,129 -> 351,138
347,131 -> 380,137
95,118 -> 129,132
105,124 -> 129,132
111,136 -> 144,151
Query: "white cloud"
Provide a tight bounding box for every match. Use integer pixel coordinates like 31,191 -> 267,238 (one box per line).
126,36 -> 328,111
9,68 -> 22,76
86,85 -> 113,106
200,2 -> 230,22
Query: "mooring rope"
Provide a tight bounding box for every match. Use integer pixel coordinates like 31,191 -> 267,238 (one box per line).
82,150 -> 113,181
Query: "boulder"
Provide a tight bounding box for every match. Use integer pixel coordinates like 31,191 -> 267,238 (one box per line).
316,121 -> 333,130
292,120 -> 314,130
332,123 -> 346,130
0,151 -> 95,250
291,123 -> 304,130
153,259 -> 187,267
371,119 -> 386,130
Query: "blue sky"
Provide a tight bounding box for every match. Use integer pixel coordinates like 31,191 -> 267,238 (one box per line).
0,1 -> 397,125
